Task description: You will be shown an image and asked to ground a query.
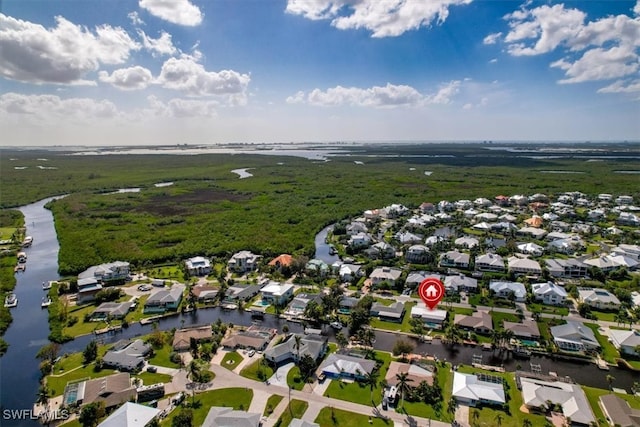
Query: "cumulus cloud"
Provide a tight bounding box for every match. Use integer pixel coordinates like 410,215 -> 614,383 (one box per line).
0,93 -> 120,121
597,79 -> 640,94
138,30 -> 178,56
144,95 -> 218,118
285,0 -> 472,38
287,81 -> 461,107
157,57 -> 250,102
0,14 -> 140,85
99,66 -> 154,90
495,4 -> 640,89
483,32 -> 501,45
139,0 -> 203,26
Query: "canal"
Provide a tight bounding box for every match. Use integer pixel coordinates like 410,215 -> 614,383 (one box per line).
0,206 -> 638,426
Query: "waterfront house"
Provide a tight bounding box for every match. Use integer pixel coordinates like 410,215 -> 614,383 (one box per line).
370,301 -> 405,322
520,377 -> 596,426
264,333 -> 328,365
385,362 -> 434,389
346,221 -> 368,235
369,267 -> 402,287
63,372 -> 136,410
452,372 -> 506,407
191,284 -> 218,303
550,321 -> 600,352
599,394 -> 640,427
97,402 -> 160,427
338,296 -> 360,314
221,326 -> 275,351
503,319 -> 541,340
185,256 -> 212,276
410,306 -> 447,329
439,251 -> 470,269
444,274 -> 478,294
489,281 -> 527,302
260,282 -> 294,306
305,259 -> 330,276
475,253 -> 505,273
78,261 -> 130,284
225,284 -> 261,302
202,407 -> 261,427
102,339 -> 151,371
228,251 -> 261,273
318,354 -> 376,380
347,232 -> 372,248
172,325 -> 213,351
285,293 -> 322,318
90,301 -> 134,321
454,311 -> 493,335
531,282 -> 568,306
143,285 -> 184,314
77,277 -> 103,304
578,288 -> 621,310
608,329 -> 640,356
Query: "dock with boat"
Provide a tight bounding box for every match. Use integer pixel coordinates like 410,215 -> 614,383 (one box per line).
4,293 -> 18,308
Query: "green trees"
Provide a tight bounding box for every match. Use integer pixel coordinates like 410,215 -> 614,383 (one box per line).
395,371 -> 413,410
83,340 -> 98,365
78,401 -> 105,427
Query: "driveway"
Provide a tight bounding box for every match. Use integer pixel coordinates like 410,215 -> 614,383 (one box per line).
268,362 -> 295,387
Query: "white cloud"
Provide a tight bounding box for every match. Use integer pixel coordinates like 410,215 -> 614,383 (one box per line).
143,95 -> 218,118
597,79 -> 640,94
128,11 -> 144,26
139,0 -> 203,26
157,57 -> 251,103
287,81 -> 461,107
496,3 -> 640,89
285,0 -> 472,38
0,14 -> 140,85
489,58 -> 498,63
483,32 -> 501,45
0,93 -> 120,122
138,30 -> 178,56
99,66 -> 154,90
635,1 -> 640,16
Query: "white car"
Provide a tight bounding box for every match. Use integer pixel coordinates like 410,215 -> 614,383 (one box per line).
330,321 -> 343,330
247,349 -> 256,357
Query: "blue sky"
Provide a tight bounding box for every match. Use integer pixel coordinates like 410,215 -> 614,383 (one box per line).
0,0 -> 638,145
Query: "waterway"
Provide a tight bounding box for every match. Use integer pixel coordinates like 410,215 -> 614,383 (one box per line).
1,206 -> 638,426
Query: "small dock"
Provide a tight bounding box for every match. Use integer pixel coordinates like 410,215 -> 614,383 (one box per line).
596,356 -> 610,370
471,363 -> 505,373
94,325 -> 122,335
14,264 -> 26,272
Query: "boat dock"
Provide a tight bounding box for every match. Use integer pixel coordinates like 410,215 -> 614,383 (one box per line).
94,325 -> 123,335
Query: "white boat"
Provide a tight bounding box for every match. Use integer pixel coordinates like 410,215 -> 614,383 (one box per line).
41,297 -> 52,308
22,236 -> 33,247
42,281 -> 53,290
4,293 -> 18,308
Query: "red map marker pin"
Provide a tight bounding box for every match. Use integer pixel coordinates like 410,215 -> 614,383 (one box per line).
418,278 -> 445,310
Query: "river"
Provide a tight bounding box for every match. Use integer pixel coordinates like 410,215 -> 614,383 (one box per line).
0,206 -> 638,426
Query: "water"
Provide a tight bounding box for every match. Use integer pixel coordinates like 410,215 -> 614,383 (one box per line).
231,168 -> 254,179
0,209 -> 638,427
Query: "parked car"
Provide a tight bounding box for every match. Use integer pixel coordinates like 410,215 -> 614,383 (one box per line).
247,349 -> 256,357
138,284 -> 151,291
146,366 -> 157,373
330,321 -> 343,330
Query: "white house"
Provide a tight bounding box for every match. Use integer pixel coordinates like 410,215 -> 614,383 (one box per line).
489,281 -> 527,302
338,263 -> 364,282
608,329 -> 640,356
520,378 -> 596,426
369,267 -> 402,287
410,306 -> 447,328
405,245 -> 431,264
550,321 -> 600,352
439,251 -> 470,269
507,256 -> 542,276
578,288 -> 621,310
531,282 -> 568,306
444,274 -> 478,294
228,251 -> 261,273
517,242 -> 544,257
78,261 -> 130,282
455,236 -> 479,249
452,372 -> 506,407
185,256 -> 211,276
260,282 -> 294,306
475,253 -> 505,272
348,232 -> 372,248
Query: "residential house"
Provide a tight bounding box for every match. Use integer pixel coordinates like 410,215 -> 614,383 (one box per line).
608,329 -> 640,356
454,311 -> 493,335
63,373 -> 136,410
550,321 -> 600,352
410,306 -> 447,329
318,354 -> 376,380
346,221 -> 368,235
381,203 -> 409,218
419,202 -> 436,213
347,232 -> 372,248
517,227 -> 547,239
599,393 -> 640,427
268,254 -> 293,269
338,296 -> 360,314
369,267 -> 402,287
475,253 -> 505,273
439,251 -> 470,269
405,244 -> 431,264
78,261 -> 130,283
191,284 -> 218,303
524,216 -> 544,228
612,244 -> 640,261
97,402 -> 160,427
285,293 -> 322,318
90,301 -> 134,321
224,284 -> 261,302
370,301 -> 405,323
508,256 -> 542,276
618,211 -> 640,226
517,242 -> 544,257
385,362 -> 434,389
260,282 -> 294,306
452,372 -> 506,407
578,288 -> 621,310
405,271 -> 441,289
305,259 -> 329,276
143,285 -> 184,314
338,263 -> 364,282
221,327 -> 275,351
616,195 -> 634,205
489,281 -> 527,302
520,377 -> 596,426
366,242 -> 396,259
394,231 -> 423,244
202,407 -> 261,427
547,236 -> 584,255
172,325 -> 213,351
531,282 -> 568,306
545,258 -> 589,279
584,255 -> 638,273
455,236 -> 479,249
102,339 -> 151,371
77,277 -> 103,304
503,319 -> 541,340
184,256 -> 211,276
444,274 -> 478,294
264,333 -> 328,365
228,251 -> 261,273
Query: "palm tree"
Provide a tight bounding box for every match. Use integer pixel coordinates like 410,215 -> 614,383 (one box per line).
494,413 -> 504,427
444,324 -> 461,347
471,409 -> 480,427
447,396 -> 457,418
188,360 -> 202,406
606,374 -> 615,391
361,369 -> 379,405
36,384 -> 50,409
358,327 -> 376,348
293,334 -> 302,362
335,332 -> 348,350
395,372 -> 413,410
501,329 -> 514,353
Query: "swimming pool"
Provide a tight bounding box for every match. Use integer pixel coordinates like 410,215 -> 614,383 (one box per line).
520,339 -> 540,347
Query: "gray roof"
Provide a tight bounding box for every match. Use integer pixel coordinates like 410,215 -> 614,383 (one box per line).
146,286 -> 183,305
550,321 -> 599,348
92,302 -> 133,318
319,353 -> 376,377
227,284 -> 261,300
503,319 -> 540,338
600,394 -> 640,427
103,339 -> 151,371
370,301 -> 405,319
264,333 -> 327,362
202,407 -> 260,427
521,377 -> 596,425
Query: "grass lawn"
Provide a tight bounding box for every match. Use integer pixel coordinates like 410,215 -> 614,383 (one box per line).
450,306 -> 475,316
287,365 -> 308,391
276,399 -> 308,427
240,358 -> 274,382
400,365 -> 451,421
585,323 -> 619,363
221,351 -> 244,371
315,407 -> 392,427
370,301 -> 416,334
490,311 -> 520,329
527,303 -> 569,316
148,341 -> 181,369
324,351 -> 391,406
590,310 -> 617,322
59,419 -> 82,427
263,394 -> 284,416
457,365 -> 546,427
133,371 -> 172,386
583,386 -> 640,427
162,387 -> 253,426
